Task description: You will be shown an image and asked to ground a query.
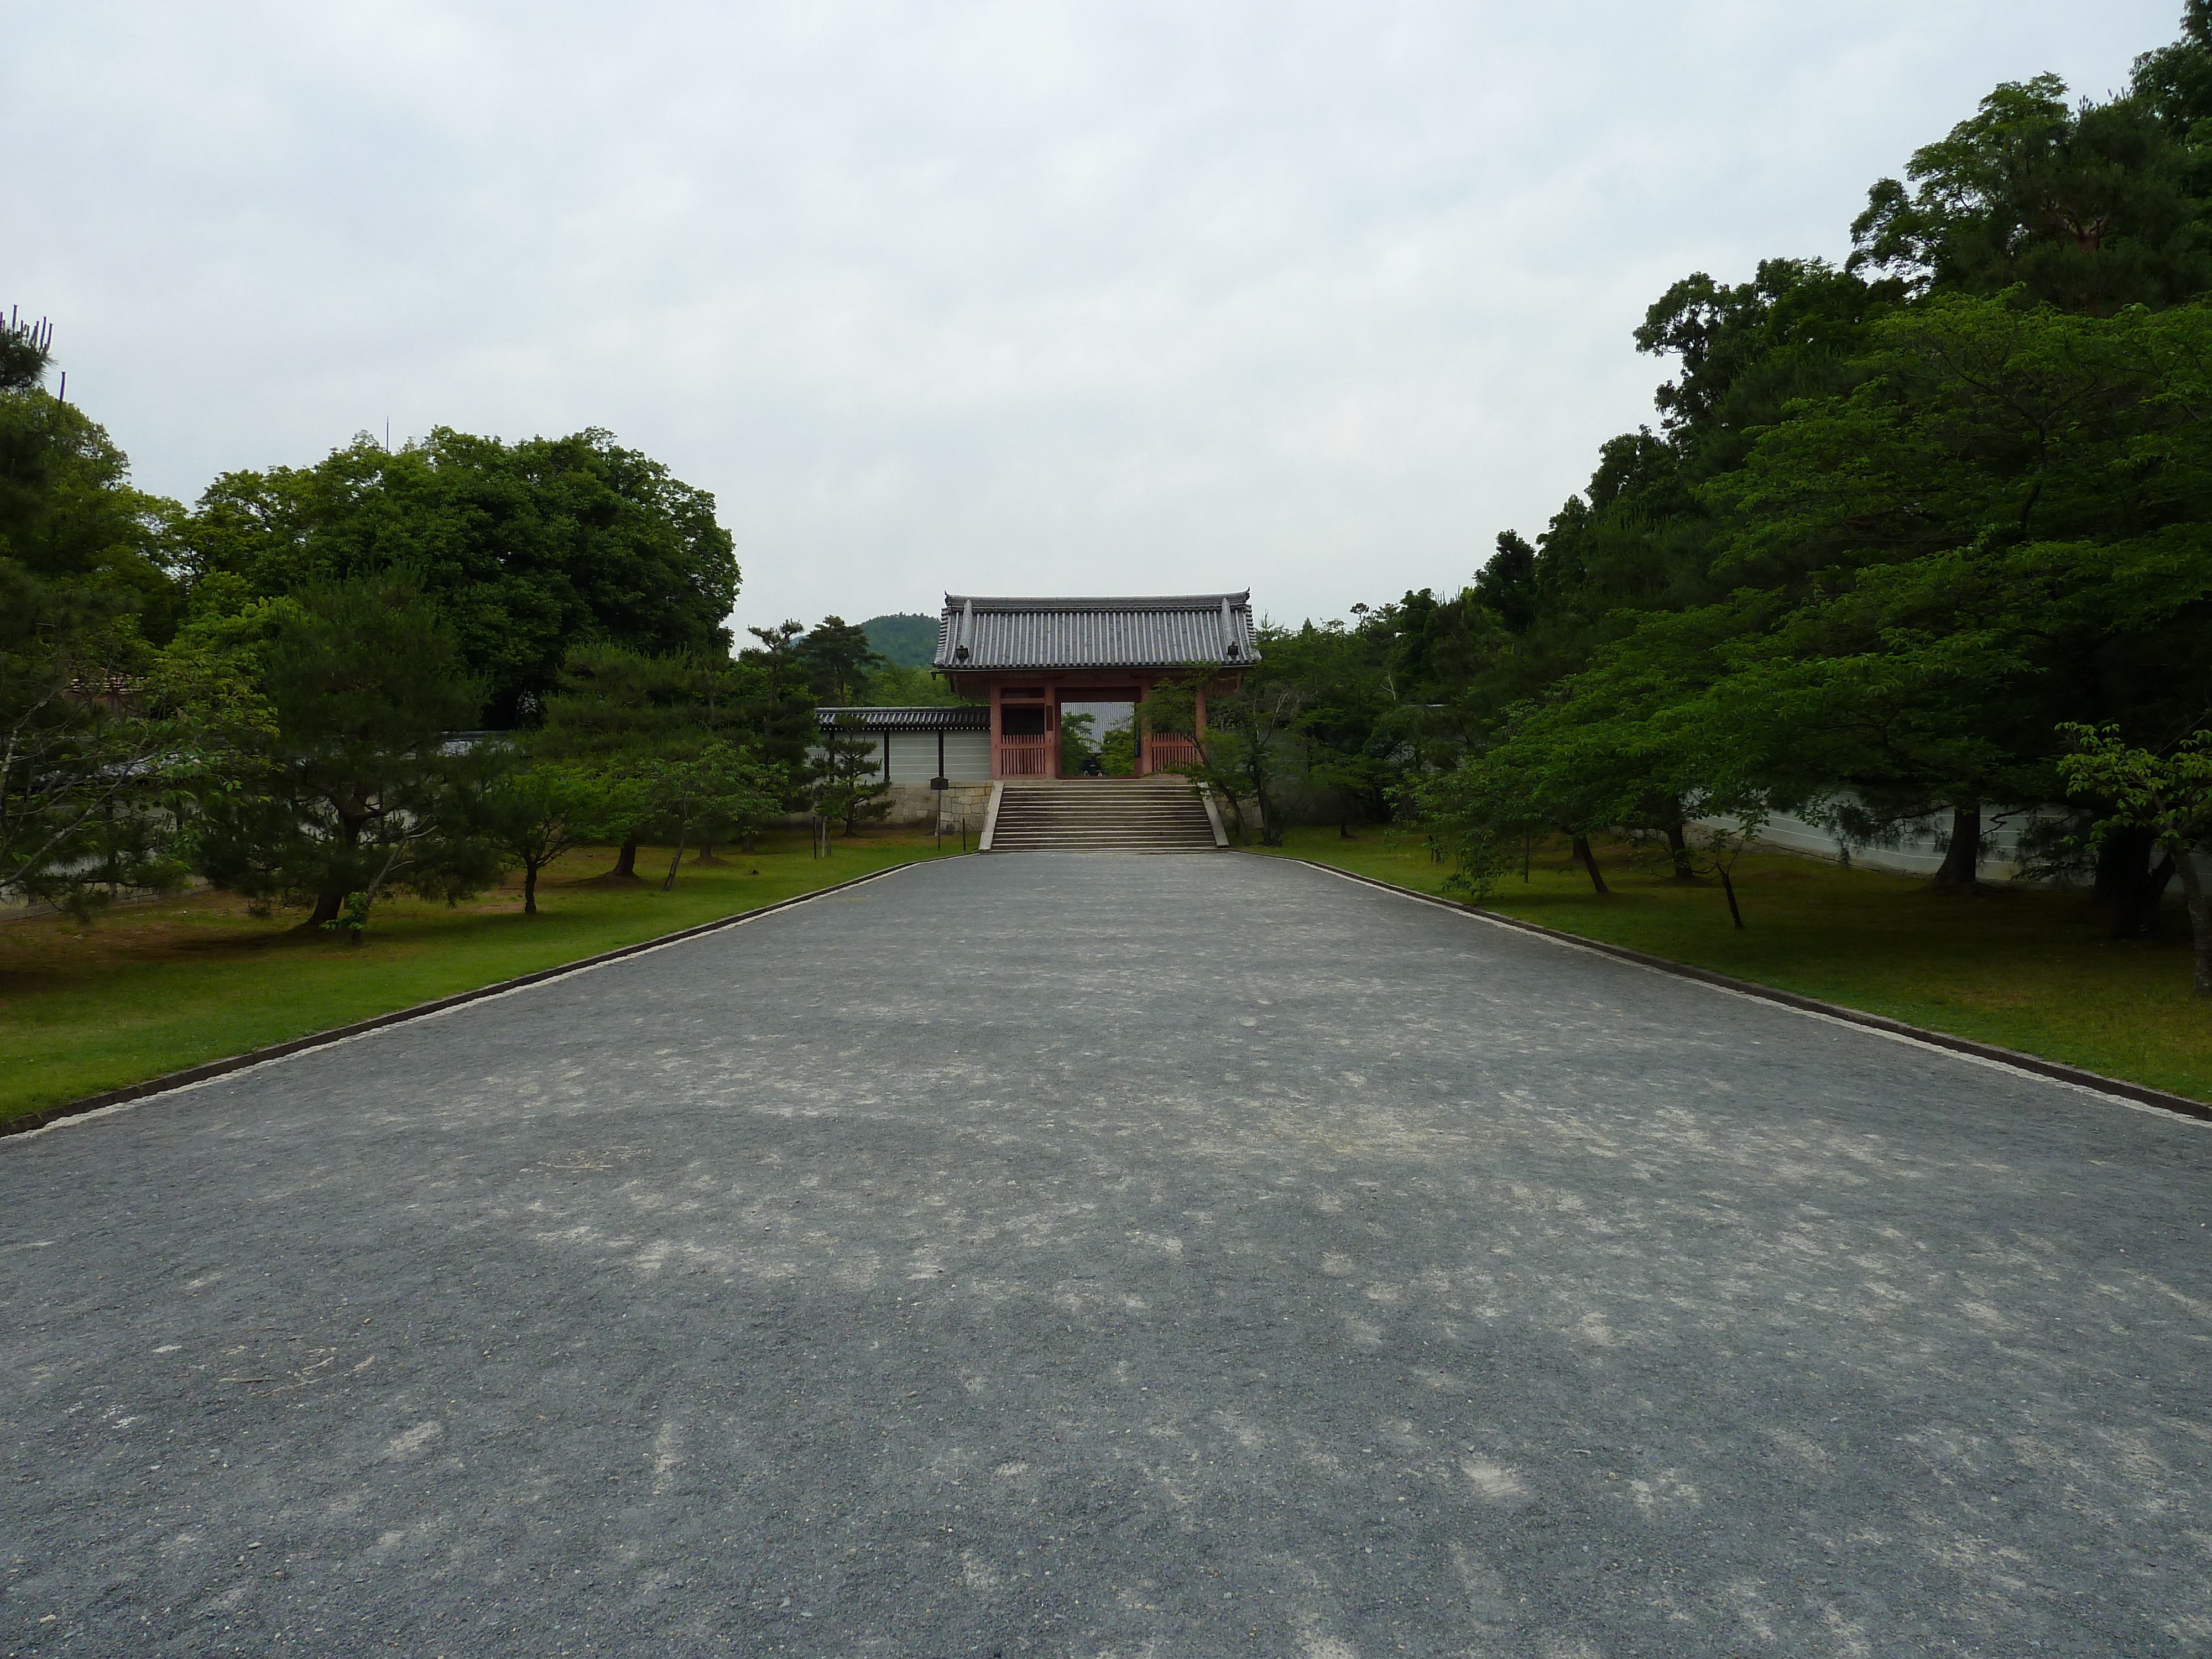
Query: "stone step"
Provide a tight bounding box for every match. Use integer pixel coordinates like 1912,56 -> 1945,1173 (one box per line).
994,812 -> 1203,823
986,781 -> 1222,853
990,840 -> 1218,849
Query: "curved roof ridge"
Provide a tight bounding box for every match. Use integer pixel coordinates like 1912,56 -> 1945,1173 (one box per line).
941,592 -> 1250,612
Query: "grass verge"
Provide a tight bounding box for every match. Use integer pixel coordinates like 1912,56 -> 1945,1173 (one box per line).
1253,826 -> 2212,1105
1,833 -> 955,1125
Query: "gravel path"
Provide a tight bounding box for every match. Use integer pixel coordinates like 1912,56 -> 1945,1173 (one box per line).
3,852 -> 2209,1657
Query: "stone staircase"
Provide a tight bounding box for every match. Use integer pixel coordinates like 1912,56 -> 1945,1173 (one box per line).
984,779 -> 1224,853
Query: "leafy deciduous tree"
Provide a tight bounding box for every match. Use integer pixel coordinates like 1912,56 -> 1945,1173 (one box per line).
476,761 -> 639,915
2060,723 -> 2212,996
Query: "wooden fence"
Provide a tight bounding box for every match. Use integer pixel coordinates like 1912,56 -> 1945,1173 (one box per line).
997,735 -> 1053,776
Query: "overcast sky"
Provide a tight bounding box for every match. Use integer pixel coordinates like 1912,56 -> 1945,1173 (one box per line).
7,2 -> 2183,637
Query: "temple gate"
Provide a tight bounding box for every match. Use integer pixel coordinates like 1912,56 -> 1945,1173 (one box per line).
931,592 -> 1259,781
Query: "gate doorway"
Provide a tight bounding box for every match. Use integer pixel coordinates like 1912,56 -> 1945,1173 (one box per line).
1059,697 -> 1141,778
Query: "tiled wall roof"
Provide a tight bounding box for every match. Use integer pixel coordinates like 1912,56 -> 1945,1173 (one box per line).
816,705 -> 989,732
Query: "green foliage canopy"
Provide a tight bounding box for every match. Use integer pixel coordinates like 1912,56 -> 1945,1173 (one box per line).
178,428 -> 738,724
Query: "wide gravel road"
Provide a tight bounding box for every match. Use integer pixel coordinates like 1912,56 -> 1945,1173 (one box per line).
4,853 -> 2210,1657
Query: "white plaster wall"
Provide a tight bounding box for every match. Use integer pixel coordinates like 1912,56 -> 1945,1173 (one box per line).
1695,797 -> 2211,889
883,731 -> 936,786
807,729 -> 990,784
940,730 -> 992,783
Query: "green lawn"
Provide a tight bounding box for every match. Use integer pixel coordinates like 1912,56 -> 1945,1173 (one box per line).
1253,826 -> 2212,1105
1,834 -> 956,1125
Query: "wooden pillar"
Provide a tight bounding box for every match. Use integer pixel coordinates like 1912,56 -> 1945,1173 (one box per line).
987,680 -> 1003,780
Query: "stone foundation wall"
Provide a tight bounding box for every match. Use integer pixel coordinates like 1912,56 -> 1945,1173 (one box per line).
932,782 -> 993,834
865,781 -> 995,830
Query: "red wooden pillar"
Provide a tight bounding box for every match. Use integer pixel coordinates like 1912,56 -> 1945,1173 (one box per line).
987,679 -> 1004,780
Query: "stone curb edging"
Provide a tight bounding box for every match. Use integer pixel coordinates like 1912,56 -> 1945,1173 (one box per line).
2,859 -> 934,1142
1257,852 -> 2212,1126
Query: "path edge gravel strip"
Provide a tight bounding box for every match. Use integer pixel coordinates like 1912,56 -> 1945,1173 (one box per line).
1258,851 -> 2212,1125
2,860 -> 935,1141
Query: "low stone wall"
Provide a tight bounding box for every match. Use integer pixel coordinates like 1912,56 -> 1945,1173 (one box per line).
858,781 -> 995,830
933,783 -> 993,834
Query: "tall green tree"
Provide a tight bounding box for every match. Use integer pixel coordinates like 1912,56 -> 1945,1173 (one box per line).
178,428 -> 739,724
1140,673 -> 1300,846
801,615 -> 886,706
1702,293 -> 2212,884
191,576 -> 501,930
1471,531 -> 1538,634
1849,61 -> 2212,315
474,760 -> 639,915
2060,723 -> 2212,995
534,645 -> 743,878
737,621 -> 820,785
646,741 -> 781,885
0,313 -> 201,917
807,716 -> 891,836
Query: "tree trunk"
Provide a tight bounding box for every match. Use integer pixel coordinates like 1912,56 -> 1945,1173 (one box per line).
2109,849 -> 2177,940
1664,822 -> 1697,880
1932,804 -> 1982,892
2175,846 -> 2211,999
2093,825 -> 2155,909
307,890 -> 343,928
1572,835 -> 1610,895
1255,784 -> 1282,847
662,825 -> 690,891
523,863 -> 539,916
1719,867 -> 1745,929
609,838 -> 639,879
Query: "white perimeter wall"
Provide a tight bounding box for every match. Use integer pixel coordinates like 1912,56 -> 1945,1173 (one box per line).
881,729 -> 989,784
1695,797 -> 2211,888
810,728 -> 992,786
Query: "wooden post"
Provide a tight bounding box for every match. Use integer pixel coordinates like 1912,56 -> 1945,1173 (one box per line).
988,680 -> 1003,780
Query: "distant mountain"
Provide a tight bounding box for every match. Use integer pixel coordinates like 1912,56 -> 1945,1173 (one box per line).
862,613 -> 940,668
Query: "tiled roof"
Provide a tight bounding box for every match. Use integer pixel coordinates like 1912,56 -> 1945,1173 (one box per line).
816,705 -> 989,732
933,593 -> 1259,671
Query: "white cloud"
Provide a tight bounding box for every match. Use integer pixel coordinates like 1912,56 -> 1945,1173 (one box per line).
4,1 -> 2180,633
